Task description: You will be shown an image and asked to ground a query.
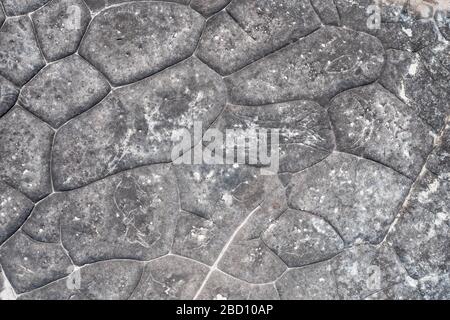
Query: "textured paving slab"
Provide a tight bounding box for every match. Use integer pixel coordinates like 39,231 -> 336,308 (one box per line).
0,0 -> 448,300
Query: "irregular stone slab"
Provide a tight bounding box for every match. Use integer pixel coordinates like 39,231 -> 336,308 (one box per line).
427,124 -> 450,180
276,244 -> 406,300
130,255 -> 209,300
0,182 -> 34,245
436,9 -> 450,41
276,261 -> 339,300
418,273 -> 450,300
197,0 -> 320,75
197,271 -> 279,300
83,0 -> 189,12
0,16 -> 45,86
335,0 -> 438,51
55,165 -> 178,266
380,49 -> 449,131
0,75 -> 19,116
261,209 -> 344,267
79,2 -> 204,85
20,55 -> 110,128
329,83 -> 435,179
31,0 -> 91,62
20,260 -> 143,300
0,231 -> 72,294
0,265 -> 17,300
0,6 -> 4,29
2,0 -> 50,16
190,0 -> 231,17
225,26 -> 385,106
419,43 -> 450,83
389,170 -> 449,279
53,57 -> 226,190
211,101 -> 334,173
0,107 -> 53,201
310,0 -> 340,25
218,238 -> 287,283
287,152 -> 411,244
172,164 -> 285,265
365,278 -> 421,300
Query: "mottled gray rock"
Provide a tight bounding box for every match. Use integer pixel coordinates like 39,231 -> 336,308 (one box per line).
211,101 -> 334,173
0,16 -> 45,86
390,170 -> 449,279
130,255 -> 209,300
288,152 -> 411,244
419,43 -> 450,83
53,57 -> 226,190
276,244 -> 406,300
2,0 -> 50,16
261,209 -> 344,267
172,164 -> 285,266
329,83 -> 435,179
197,0 -> 320,75
0,182 -> 34,245
427,124 -> 450,180
436,9 -> 450,41
197,271 -> 279,300
79,2 -> 204,85
190,0 -> 231,17
276,261 -> 339,300
0,6 -> 4,26
225,26 -> 385,106
0,75 -> 19,116
365,279 -> 421,300
218,238 -> 287,283
41,165 -> 178,266
310,0 -> 340,25
83,0 -> 190,13
418,273 -> 450,300
0,107 -> 53,201
0,264 -> 16,300
31,0 -> 90,62
20,260 -> 143,300
380,49 -> 449,131
335,0 -> 438,51
0,231 -> 72,294
20,55 -> 110,128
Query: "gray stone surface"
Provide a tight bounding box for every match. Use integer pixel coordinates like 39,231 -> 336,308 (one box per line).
0,106 -> 53,201
0,182 -> 34,245
287,152 -> 412,244
31,0 -> 91,62
79,2 -> 204,85
1,0 -> 50,16
0,0 -> 448,300
197,0 -> 321,75
0,75 -> 19,116
52,57 -> 226,190
225,26 -> 385,105
19,54 -> 110,128
0,16 -> 45,86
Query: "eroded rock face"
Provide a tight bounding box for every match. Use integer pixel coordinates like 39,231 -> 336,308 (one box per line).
211,101 -> 334,173
197,271 -> 279,300
329,83 -> 435,179
2,0 -> 50,16
79,2 -> 204,85
0,182 -> 34,245
20,55 -> 110,128
287,152 -> 411,244
276,244 -> 406,300
130,255 -> 209,300
31,0 -> 91,62
0,107 -> 53,201
0,75 -> 19,117
20,260 -> 143,300
0,231 -> 72,294
225,26 -> 385,105
0,16 -> 45,86
52,57 -> 226,190
33,165 -> 179,265
197,0 -> 321,75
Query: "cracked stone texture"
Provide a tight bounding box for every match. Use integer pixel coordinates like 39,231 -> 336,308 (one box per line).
0,0 -> 448,300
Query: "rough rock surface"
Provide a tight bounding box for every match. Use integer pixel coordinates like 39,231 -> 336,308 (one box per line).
0,0 -> 448,300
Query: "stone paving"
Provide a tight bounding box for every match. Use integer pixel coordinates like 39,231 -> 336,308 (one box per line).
0,0 -> 449,300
